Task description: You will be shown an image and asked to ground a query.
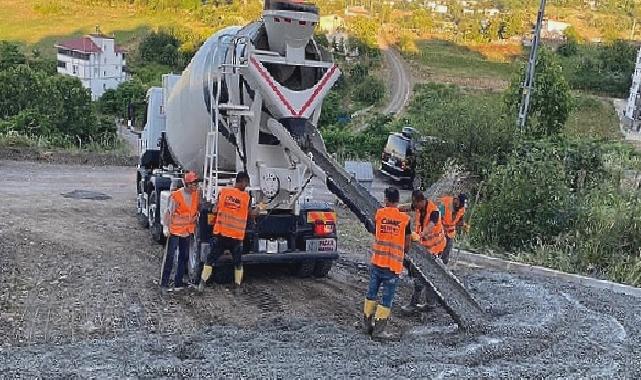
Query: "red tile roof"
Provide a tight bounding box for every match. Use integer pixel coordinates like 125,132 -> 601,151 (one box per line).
56,36 -> 102,53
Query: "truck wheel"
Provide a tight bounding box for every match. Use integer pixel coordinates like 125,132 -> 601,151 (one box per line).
137,212 -> 149,228
212,265 -> 233,284
137,194 -> 149,228
187,236 -> 202,284
295,260 -> 315,278
149,191 -> 165,245
313,260 -> 334,278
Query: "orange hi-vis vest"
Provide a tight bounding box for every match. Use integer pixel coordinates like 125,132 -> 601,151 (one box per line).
169,188 -> 200,236
413,200 -> 438,234
213,187 -> 250,240
414,201 -> 446,254
439,195 -> 466,239
371,207 -> 410,275
423,221 -> 446,255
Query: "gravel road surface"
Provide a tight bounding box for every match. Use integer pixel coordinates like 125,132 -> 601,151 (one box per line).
1,160 -> 640,378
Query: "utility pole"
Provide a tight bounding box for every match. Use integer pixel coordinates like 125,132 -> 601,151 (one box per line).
516,0 -> 547,130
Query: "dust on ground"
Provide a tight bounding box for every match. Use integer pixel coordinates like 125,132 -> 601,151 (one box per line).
1,160 -> 640,377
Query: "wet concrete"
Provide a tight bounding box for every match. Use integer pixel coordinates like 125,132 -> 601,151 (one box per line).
1,160 -> 640,377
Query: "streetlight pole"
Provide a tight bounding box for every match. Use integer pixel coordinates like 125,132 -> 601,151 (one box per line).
517,0 -> 547,130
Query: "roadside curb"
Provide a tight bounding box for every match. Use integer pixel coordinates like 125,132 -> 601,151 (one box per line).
453,249 -> 641,298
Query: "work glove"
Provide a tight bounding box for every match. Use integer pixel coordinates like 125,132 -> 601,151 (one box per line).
411,232 -> 420,242
256,202 -> 269,215
163,225 -> 169,237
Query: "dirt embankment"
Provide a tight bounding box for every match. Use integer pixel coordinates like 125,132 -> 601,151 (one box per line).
0,147 -> 137,166
1,160 -> 640,377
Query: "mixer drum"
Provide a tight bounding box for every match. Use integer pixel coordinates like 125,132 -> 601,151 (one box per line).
164,27 -> 240,176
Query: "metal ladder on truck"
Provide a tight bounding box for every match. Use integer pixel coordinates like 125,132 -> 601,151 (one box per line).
203,35 -> 253,203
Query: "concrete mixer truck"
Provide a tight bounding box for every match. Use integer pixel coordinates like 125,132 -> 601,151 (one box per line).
136,1 -> 342,283
135,0 -> 485,329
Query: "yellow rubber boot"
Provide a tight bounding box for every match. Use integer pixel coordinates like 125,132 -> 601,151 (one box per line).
362,299 -> 377,335
198,265 -> 213,292
234,266 -> 244,286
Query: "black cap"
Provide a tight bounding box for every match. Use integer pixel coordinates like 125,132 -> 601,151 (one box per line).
385,186 -> 400,203
236,171 -> 250,182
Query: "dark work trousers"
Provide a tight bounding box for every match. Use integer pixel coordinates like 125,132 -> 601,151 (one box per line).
160,235 -> 191,288
408,256 -> 440,306
441,237 -> 454,264
207,235 -> 243,269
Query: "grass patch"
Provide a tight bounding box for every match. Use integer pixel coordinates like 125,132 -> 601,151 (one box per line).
411,40 -> 521,82
0,0 -> 211,57
564,95 -> 622,140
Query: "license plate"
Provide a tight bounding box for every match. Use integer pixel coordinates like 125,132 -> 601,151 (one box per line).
306,238 -> 337,252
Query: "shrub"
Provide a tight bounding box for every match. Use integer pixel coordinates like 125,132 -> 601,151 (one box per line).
471,144 -> 577,251
408,83 -> 515,185
505,48 -> 573,138
352,76 -> 385,105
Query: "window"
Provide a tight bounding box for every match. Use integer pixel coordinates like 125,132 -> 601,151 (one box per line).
104,71 -> 107,77
72,65 -> 78,74
103,84 -> 106,90
57,60 -> 66,69
384,135 -> 410,159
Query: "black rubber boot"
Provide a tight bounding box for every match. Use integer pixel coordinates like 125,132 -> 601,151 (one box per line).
372,318 -> 399,342
362,315 -> 374,335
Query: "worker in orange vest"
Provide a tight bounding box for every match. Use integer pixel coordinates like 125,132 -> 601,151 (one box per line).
362,187 -> 411,341
160,171 -> 200,292
401,190 -> 447,313
438,193 -> 467,264
199,171 -> 253,292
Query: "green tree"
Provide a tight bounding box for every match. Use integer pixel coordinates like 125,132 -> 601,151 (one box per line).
505,48 -> 573,138
45,75 -> 97,140
347,16 -> 379,48
558,26 -> 579,56
408,84 -> 515,185
0,41 -> 26,71
138,30 -> 181,67
97,79 -> 147,125
0,65 -> 47,118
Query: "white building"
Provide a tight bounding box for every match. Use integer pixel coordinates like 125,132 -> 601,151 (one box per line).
541,19 -> 570,40
55,34 -> 128,100
624,46 -> 641,131
434,4 -> 448,14
319,15 -> 345,35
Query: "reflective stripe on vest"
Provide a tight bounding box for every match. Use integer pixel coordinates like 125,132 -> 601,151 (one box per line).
439,196 -> 465,239
371,207 -> 410,275
169,189 -> 200,236
213,187 -> 250,240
